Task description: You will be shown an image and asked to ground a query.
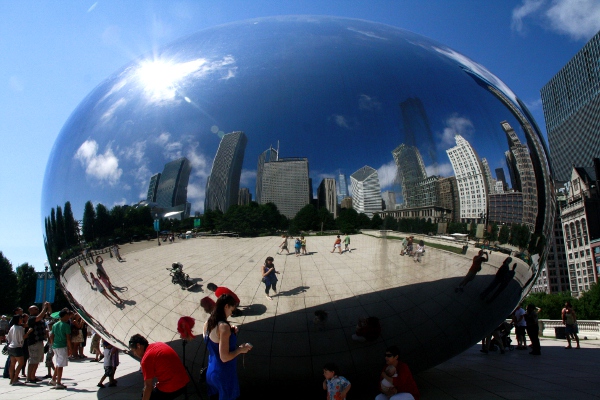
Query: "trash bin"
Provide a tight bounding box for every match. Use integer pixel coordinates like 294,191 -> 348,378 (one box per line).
461,245 -> 468,255
555,326 -> 566,339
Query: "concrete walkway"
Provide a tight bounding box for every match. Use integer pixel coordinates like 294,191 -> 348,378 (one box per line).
1,336 -> 599,399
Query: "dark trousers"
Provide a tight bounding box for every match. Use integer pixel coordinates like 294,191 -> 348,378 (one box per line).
149,385 -> 187,400
265,281 -> 277,295
3,356 -> 10,378
526,327 -> 541,354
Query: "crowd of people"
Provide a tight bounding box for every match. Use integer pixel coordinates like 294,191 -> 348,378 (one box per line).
1,303 -> 117,390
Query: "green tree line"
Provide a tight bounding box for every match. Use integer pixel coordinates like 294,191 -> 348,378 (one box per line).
0,252 -> 39,315
524,284 -> 600,320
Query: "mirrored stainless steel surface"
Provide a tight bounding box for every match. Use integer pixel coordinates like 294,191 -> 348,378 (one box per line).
42,16 -> 554,382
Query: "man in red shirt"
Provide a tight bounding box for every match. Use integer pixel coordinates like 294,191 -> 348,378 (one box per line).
206,283 -> 242,316
129,334 -> 189,400
376,345 -> 420,400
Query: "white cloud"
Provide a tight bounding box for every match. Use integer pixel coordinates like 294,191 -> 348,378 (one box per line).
101,97 -> 127,123
546,0 -> 600,40
332,114 -> 350,129
187,182 -> 205,213
439,115 -> 475,149
347,27 -> 388,40
511,0 -> 545,33
358,94 -> 381,111
156,132 -> 170,146
74,140 -> 122,185
240,169 -> 256,187
433,46 -> 518,105
87,2 -> 98,12
511,0 -> 600,40
122,141 -> 146,164
377,160 -> 398,190
425,163 -> 454,177
524,98 -> 543,110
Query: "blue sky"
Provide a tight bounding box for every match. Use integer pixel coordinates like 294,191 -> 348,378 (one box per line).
1,0 -> 599,271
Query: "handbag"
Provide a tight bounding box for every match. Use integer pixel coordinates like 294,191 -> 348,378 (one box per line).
2,344 -> 8,356
261,276 -> 267,283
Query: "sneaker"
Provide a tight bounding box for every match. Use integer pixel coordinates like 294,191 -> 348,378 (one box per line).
266,296 -> 273,301
49,379 -> 57,386
55,383 -> 67,390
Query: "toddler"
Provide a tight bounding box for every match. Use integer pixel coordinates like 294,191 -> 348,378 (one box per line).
380,364 -> 397,392
322,362 -> 351,400
97,341 -> 118,388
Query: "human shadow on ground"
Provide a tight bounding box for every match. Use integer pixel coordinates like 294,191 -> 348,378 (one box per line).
239,304 -> 267,317
277,286 -> 310,296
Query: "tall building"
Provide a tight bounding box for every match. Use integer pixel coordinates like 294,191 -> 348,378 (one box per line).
340,197 -> 352,209
154,157 -> 192,217
382,191 -> 396,211
317,178 -> 338,218
560,160 -> 600,297
481,158 -> 496,195
502,121 -> 538,231
392,143 -> 427,207
488,192 -> 524,225
260,158 -> 310,219
337,173 -> 349,204
437,176 -> 460,222
146,173 -> 161,202
495,167 -> 508,191
238,188 -> 251,206
446,135 -> 487,223
400,97 -> 435,161
541,31 -> 600,182
350,165 -> 382,217
205,131 -> 247,213
256,146 -> 278,204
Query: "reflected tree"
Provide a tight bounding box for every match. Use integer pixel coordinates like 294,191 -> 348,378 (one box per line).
0,252 -> 17,313
16,263 -> 37,307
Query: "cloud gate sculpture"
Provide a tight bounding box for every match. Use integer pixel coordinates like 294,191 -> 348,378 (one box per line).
42,16 -> 554,391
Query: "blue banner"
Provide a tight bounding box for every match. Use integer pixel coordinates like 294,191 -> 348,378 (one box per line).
154,219 -> 160,232
35,272 -> 56,303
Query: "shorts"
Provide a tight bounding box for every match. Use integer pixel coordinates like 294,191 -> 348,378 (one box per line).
28,341 -> 44,364
54,347 -> 69,367
72,330 -> 84,343
281,246 -> 288,250
104,366 -> 114,377
45,350 -> 55,367
515,326 -> 526,336
7,346 -> 24,357
335,244 -> 341,248
565,324 -> 579,335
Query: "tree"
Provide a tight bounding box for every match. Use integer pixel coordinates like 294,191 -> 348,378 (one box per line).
95,203 -> 112,239
55,206 -> 66,253
356,213 -> 371,229
82,201 -> 96,242
578,283 -> 600,320
0,252 -> 18,313
316,208 -> 336,231
16,263 -> 37,307
371,213 -> 383,229
291,204 -> 319,232
381,216 -> 398,231
336,208 -> 358,234
63,201 -> 79,248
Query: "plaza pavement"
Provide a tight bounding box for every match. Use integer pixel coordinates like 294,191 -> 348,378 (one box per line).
1,336 -> 599,399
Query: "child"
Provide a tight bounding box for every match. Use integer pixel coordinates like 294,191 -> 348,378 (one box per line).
294,238 -> 302,256
380,364 -> 397,392
90,331 -> 102,362
322,362 -> 351,400
97,341 -> 118,388
44,345 -> 55,379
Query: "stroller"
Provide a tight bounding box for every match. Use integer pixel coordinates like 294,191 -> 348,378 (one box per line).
487,321 -> 514,352
167,262 -> 196,290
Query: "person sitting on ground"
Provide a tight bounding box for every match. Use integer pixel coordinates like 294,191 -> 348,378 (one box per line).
129,334 -> 189,400
352,317 -> 381,342
207,283 -> 242,317
376,345 -> 420,400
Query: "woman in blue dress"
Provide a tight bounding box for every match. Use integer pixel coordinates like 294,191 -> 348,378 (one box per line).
203,294 -> 252,400
261,256 -> 280,300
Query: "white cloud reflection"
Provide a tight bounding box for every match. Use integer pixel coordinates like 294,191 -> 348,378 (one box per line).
75,140 -> 122,185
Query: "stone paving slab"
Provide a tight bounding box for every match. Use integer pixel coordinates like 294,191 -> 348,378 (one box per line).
2,336 -> 599,399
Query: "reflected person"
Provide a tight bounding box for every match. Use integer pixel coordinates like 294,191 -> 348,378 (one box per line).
455,250 -> 488,293
479,257 -> 511,300
203,294 -> 252,400
487,264 -> 517,302
375,345 -> 420,400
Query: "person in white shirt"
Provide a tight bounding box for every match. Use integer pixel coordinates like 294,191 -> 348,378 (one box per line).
7,315 -> 31,385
